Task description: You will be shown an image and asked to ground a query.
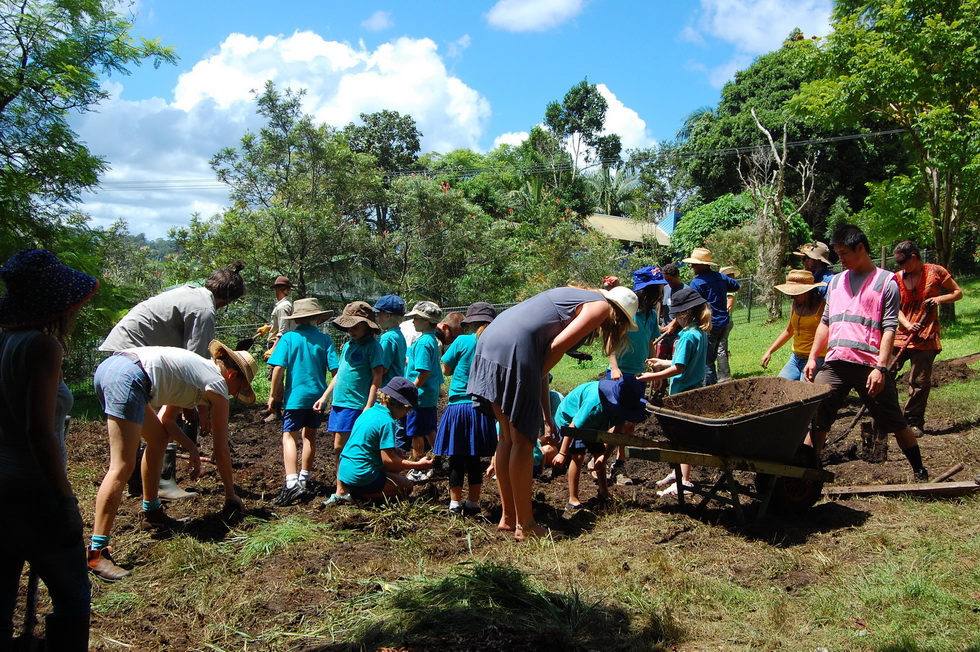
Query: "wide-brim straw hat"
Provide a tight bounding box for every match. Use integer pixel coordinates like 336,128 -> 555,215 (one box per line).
775,269 -> 827,296
719,266 -> 739,277
209,340 -> 258,404
0,249 -> 99,328
282,297 -> 334,321
332,301 -> 380,334
681,247 -> 718,266
599,286 -> 639,331
793,242 -> 832,266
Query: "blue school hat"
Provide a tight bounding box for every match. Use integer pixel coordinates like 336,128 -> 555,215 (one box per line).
632,266 -> 667,292
597,376 -> 649,424
380,377 -> 419,410
374,294 -> 407,316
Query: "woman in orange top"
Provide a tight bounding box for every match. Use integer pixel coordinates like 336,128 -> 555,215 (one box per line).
760,270 -> 827,381
892,241 -> 962,436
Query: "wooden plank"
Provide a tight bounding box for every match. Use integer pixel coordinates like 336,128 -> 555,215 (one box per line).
560,426 -> 657,448
624,446 -> 835,483
824,480 -> 980,498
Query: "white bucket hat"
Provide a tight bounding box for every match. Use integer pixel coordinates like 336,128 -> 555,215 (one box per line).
599,286 -> 639,331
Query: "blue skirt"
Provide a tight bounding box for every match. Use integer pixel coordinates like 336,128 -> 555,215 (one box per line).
433,401 -> 498,457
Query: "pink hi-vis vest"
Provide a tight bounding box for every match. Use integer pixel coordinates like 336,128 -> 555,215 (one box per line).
825,267 -> 895,366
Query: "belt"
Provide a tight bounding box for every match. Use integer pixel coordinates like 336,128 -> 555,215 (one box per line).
112,351 -> 151,388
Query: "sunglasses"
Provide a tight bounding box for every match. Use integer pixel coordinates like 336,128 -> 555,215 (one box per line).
894,256 -> 911,266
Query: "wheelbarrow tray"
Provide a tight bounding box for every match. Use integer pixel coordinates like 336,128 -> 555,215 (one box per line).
649,377 -> 833,463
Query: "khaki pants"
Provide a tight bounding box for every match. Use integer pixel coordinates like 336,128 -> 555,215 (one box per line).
895,348 -> 938,429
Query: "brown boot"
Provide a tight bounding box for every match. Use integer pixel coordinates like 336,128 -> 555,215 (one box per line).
87,549 -> 129,582
140,506 -> 188,532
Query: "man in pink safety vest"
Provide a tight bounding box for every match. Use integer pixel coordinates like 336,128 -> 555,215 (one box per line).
804,224 -> 928,481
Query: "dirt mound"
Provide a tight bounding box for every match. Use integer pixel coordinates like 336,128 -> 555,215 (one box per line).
896,355 -> 979,388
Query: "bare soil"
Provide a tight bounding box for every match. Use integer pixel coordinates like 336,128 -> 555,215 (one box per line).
14,359 -> 980,650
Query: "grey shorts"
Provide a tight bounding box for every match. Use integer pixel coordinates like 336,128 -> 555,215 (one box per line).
94,354 -> 152,424
812,360 -> 907,433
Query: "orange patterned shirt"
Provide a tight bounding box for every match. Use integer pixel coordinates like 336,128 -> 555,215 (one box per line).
895,263 -> 951,351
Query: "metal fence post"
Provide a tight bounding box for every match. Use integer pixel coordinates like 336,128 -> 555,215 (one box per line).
746,275 -> 753,324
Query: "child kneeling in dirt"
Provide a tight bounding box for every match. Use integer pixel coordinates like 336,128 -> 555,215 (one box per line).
335,378 -> 433,501
552,376 -> 649,510
266,298 -> 339,506
637,288 -> 712,496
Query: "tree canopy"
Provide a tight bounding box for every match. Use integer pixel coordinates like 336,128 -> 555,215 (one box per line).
0,0 -> 175,256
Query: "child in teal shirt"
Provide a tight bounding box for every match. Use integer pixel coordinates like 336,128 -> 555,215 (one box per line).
315,301 -> 384,505
267,298 -> 339,505
403,301 -> 444,464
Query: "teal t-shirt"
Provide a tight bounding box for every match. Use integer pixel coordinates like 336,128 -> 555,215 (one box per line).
333,335 -> 384,410
267,325 -> 339,410
670,326 -> 708,395
613,310 -> 661,375
442,333 -> 477,404
337,403 -> 398,487
555,381 -> 614,431
406,330 -> 443,408
378,327 -> 407,385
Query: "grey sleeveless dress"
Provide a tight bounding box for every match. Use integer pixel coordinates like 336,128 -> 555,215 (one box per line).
467,287 -> 605,439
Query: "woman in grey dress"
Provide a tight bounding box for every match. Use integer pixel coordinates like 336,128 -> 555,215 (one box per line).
467,286 -> 638,540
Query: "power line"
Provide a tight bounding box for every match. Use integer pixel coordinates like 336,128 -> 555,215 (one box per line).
89,127 -> 908,192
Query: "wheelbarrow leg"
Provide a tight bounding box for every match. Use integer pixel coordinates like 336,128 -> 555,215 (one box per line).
755,473 -> 777,525
724,472 -> 747,527
672,463 -> 685,506
22,566 -> 39,645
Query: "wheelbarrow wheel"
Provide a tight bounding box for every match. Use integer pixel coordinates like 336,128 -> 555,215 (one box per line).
755,444 -> 823,514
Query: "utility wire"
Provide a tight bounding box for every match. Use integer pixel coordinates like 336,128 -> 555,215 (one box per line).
91,127 -> 907,192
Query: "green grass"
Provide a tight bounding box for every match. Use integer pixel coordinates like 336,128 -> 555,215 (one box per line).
229,515 -> 327,566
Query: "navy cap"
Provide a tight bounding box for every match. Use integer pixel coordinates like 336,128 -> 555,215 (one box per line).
380,376 -> 419,410
373,294 -> 407,316
633,266 -> 667,292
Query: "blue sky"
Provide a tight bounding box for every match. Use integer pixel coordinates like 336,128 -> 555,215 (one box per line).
73,0 -> 833,238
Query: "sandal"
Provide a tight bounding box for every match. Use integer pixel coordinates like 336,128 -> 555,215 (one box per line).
656,470 -> 677,487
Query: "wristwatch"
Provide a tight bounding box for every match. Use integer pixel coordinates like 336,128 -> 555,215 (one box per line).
874,365 -> 888,374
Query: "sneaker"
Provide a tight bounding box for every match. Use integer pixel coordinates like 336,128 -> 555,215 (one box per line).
608,459 -> 626,479
914,468 -> 930,482
273,483 -> 306,506
88,549 -> 129,582
140,507 -> 188,532
462,503 -> 482,517
322,493 -> 352,507
406,469 -> 432,483
448,504 -> 464,516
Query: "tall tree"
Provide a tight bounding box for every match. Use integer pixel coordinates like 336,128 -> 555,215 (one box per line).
208,82 -> 381,297
544,79 -> 622,177
0,0 -> 175,256
343,110 -> 422,233
681,30 -> 907,234
794,0 -> 980,275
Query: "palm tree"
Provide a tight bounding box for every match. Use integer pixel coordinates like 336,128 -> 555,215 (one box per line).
583,167 -> 641,216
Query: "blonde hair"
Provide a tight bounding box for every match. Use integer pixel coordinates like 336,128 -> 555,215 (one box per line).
378,391 -> 409,410
677,304 -> 713,333
599,302 -> 631,356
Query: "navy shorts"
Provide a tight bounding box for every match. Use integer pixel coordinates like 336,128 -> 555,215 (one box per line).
327,406 -> 362,433
283,409 -> 322,432
343,471 -> 388,497
94,354 -> 151,424
406,405 -> 438,440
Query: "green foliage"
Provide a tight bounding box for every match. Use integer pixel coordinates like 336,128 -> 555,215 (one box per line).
671,191 -> 811,262
544,79 -> 622,171
853,175 -> 933,249
207,81 -> 381,299
0,0 -> 176,254
794,0 -> 980,270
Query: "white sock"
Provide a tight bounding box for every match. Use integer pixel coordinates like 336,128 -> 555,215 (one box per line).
449,500 -> 461,509
299,470 -> 311,483
285,474 -> 299,488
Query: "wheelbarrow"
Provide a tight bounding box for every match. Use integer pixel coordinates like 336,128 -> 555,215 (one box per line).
568,377 -> 836,526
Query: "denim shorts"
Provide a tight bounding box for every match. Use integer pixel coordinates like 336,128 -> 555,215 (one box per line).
282,409 -> 323,432
94,354 -> 151,423
327,406 -> 362,433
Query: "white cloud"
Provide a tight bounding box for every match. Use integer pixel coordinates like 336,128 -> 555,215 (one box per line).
493,131 -> 529,148
361,10 -> 393,32
685,0 -> 832,86
447,34 -> 471,59
596,84 -> 655,151
486,0 -> 585,32
72,32 -> 492,238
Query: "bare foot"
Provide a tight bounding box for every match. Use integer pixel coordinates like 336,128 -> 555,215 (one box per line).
497,518 -> 516,532
514,522 -> 550,542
